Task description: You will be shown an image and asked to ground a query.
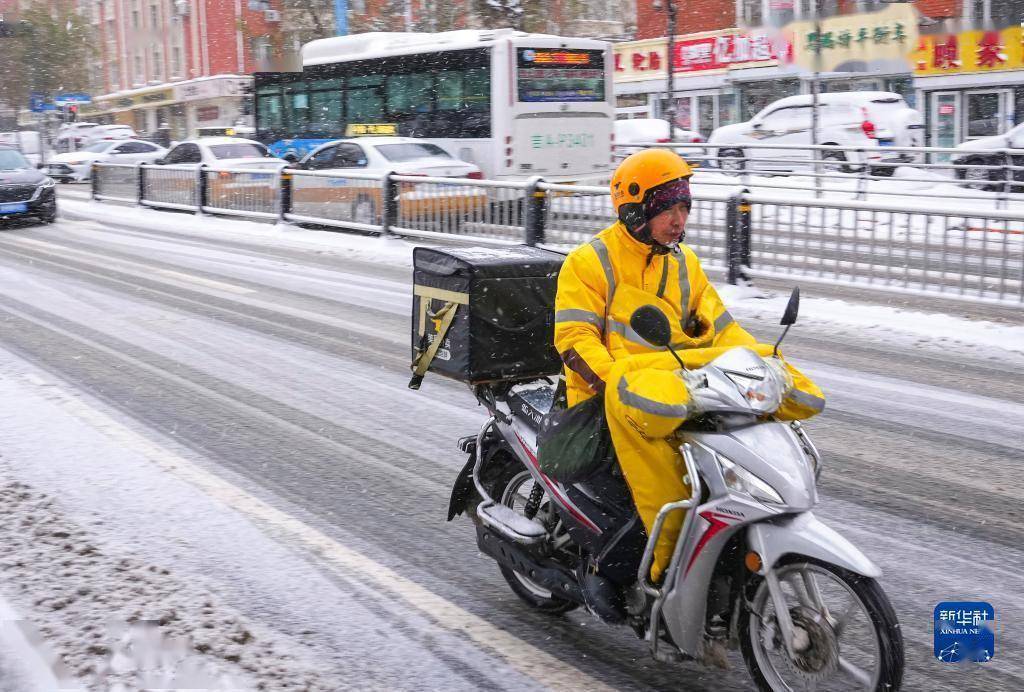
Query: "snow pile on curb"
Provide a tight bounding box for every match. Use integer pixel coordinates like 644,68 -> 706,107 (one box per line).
0,468 -> 333,691
719,284 -> 1024,359
59,197 -> 416,267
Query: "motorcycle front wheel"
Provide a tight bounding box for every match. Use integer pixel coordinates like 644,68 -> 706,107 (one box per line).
740,557 -> 904,691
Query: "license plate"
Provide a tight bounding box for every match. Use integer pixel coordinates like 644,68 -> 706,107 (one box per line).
0,203 -> 28,213
878,139 -> 894,147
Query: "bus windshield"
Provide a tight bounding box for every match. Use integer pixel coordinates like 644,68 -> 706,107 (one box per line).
516,48 -> 605,103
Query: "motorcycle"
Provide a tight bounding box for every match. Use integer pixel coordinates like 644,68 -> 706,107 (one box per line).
447,288 -> 904,691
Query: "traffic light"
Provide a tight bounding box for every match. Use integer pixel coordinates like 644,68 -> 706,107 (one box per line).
64,104 -> 78,123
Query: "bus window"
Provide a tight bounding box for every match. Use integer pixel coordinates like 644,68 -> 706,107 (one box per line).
388,73 -> 433,116
347,88 -> 384,122
284,83 -> 310,133
437,71 -> 462,112
464,68 -> 490,110
257,94 -> 283,131
516,48 -> 605,103
310,89 -> 344,138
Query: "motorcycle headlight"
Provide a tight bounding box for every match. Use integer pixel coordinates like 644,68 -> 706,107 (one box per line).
716,453 -> 784,505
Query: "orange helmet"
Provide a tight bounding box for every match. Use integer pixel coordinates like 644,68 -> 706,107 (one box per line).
610,149 -> 693,235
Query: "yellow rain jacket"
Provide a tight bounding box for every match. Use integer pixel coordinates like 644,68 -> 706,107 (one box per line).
554,221 -> 825,581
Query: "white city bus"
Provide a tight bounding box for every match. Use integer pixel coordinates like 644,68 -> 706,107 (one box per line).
255,29 -> 614,181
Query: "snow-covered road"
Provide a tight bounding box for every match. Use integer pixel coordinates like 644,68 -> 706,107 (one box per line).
0,199 -> 1020,690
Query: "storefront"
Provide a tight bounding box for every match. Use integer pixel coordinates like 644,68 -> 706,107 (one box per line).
913,27 -> 1024,151
83,76 -> 252,140
613,30 -> 788,137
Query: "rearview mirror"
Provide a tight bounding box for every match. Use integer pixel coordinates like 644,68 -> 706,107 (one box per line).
781,287 -> 800,326
630,305 -> 672,348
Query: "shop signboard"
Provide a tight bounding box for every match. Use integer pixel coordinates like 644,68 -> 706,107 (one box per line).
675,33 -> 788,73
175,77 -> 251,102
613,30 -> 786,83
87,87 -> 175,114
788,3 -> 918,73
913,27 -> 1024,76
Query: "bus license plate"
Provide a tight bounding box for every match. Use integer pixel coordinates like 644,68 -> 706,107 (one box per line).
0,203 -> 28,213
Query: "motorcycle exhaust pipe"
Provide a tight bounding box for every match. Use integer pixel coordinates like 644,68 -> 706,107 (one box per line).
476,525 -> 585,605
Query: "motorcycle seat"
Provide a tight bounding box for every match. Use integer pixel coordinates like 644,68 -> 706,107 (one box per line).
507,381 -> 555,431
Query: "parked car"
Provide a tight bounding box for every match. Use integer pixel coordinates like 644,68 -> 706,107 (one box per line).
294,137 -> 484,225
951,122 -> 1024,190
614,119 -> 706,162
0,146 -> 56,224
708,92 -> 923,175
195,125 -> 257,139
54,122 -> 103,152
155,137 -> 286,170
46,139 -> 167,182
153,138 -> 286,211
80,124 -> 137,146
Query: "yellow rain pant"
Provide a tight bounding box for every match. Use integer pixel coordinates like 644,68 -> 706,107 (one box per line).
603,348 -> 826,583
605,363 -> 692,583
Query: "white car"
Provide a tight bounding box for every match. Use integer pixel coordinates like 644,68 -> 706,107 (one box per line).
195,125 -> 257,139
298,137 -> 482,177
46,139 -> 167,182
80,124 -> 138,146
951,122 -> 1024,190
615,118 -> 706,163
154,137 -> 287,170
54,122 -> 102,152
708,92 -> 924,174
294,137 -> 483,225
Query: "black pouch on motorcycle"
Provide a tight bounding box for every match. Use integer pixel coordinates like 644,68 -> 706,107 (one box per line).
409,246 -> 564,389
536,394 -> 615,483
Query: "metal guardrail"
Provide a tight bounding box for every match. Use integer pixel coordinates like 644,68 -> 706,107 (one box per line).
90,162 -> 1023,305
622,141 -> 1024,208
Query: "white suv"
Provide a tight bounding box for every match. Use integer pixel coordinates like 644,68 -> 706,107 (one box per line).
708,92 -> 923,174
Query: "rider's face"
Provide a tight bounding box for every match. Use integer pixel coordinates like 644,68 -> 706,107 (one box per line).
648,202 -> 689,246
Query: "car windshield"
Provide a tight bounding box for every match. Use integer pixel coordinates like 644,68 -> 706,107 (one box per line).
209,143 -> 268,159
0,149 -> 30,170
82,142 -> 113,153
376,143 -> 452,162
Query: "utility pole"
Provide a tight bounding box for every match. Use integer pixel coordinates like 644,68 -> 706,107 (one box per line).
334,0 -> 348,35
665,0 -> 677,142
810,0 -> 822,198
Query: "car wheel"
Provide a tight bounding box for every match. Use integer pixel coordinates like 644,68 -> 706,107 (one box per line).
717,148 -> 746,175
353,196 -> 378,225
957,157 -> 1000,191
820,148 -> 853,174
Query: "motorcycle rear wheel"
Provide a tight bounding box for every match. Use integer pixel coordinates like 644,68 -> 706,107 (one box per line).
740,557 -> 904,692
493,462 -> 579,615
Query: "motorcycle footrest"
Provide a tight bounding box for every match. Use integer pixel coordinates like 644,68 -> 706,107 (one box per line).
476,501 -> 547,544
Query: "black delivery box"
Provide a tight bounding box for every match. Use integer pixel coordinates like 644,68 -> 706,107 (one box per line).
410,245 -> 565,388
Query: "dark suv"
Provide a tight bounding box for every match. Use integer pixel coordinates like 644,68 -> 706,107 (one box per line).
0,146 -> 57,224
